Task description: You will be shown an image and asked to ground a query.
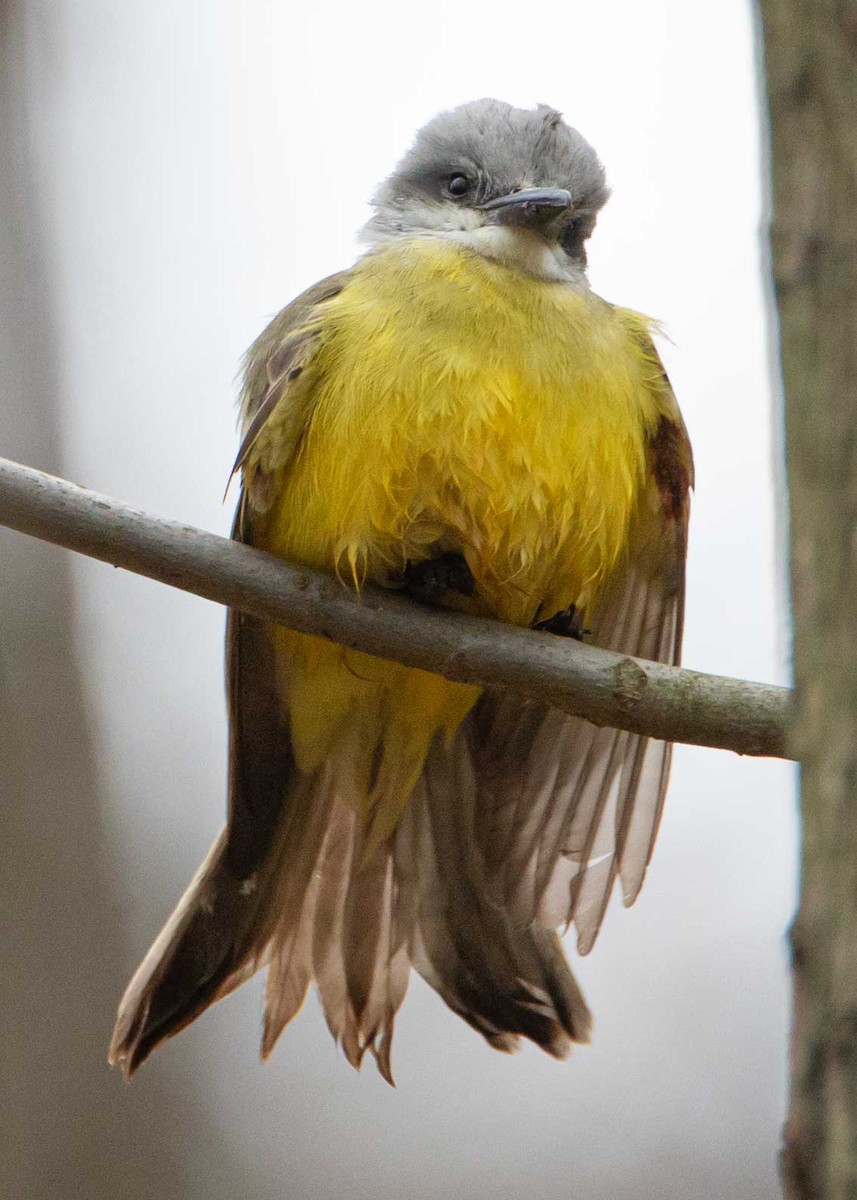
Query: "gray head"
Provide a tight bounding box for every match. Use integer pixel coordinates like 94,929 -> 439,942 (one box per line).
360,99 -> 610,277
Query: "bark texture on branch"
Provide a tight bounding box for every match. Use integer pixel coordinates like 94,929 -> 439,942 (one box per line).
0,456 -> 791,759
758,2 -> 857,1195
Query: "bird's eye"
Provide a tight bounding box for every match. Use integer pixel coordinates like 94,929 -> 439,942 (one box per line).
445,174 -> 471,198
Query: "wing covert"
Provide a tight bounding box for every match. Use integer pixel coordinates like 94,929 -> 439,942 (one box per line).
228,271 -> 350,511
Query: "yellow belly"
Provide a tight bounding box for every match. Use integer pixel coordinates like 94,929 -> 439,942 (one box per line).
252,238 -> 664,848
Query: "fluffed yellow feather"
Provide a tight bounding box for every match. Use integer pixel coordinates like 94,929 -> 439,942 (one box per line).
248,237 -> 667,853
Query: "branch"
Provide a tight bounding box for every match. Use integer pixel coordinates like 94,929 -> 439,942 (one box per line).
0,456 -> 792,759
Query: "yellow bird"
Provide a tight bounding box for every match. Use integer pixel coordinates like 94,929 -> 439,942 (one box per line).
110,99 -> 693,1083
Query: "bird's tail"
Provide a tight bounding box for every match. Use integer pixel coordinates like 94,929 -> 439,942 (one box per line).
109,732 -> 591,1082
398,734 -> 592,1060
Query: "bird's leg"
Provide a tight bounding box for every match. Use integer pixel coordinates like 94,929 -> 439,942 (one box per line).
533,604 -> 589,641
402,550 -> 475,604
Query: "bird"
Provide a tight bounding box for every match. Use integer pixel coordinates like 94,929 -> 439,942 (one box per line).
109,99 -> 693,1084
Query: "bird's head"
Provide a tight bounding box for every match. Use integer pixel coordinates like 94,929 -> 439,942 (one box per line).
360,99 -> 610,282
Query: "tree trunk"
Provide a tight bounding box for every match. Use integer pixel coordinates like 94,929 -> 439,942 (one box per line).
757,2 -> 857,1195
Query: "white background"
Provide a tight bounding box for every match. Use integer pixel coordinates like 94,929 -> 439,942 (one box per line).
4,1 -> 795,1196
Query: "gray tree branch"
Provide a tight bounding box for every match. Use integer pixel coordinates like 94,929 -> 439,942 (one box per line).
0,456 -> 791,759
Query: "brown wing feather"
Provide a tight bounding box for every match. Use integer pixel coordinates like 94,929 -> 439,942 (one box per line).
230,272 -> 348,510
109,501 -> 300,1074
110,278 -> 353,1075
239,272 -> 350,426
465,358 -> 692,956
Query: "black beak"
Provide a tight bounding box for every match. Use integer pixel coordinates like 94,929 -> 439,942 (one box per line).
476,187 -> 573,225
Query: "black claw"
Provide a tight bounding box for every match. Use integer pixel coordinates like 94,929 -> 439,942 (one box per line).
403,551 -> 475,603
533,604 -> 589,641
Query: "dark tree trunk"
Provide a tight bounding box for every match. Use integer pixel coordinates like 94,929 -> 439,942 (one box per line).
757,2 -> 857,1196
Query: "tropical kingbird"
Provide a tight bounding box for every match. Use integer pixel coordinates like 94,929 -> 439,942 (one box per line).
110,99 -> 693,1083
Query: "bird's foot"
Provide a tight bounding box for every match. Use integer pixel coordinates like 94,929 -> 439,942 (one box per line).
402,551 -> 475,603
533,604 -> 589,641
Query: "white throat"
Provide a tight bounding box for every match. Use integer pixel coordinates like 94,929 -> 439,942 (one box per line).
446,226 -> 588,286
360,206 -> 589,287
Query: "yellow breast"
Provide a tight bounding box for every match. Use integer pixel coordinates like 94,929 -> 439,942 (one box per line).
252,238 -> 666,845
262,238 -> 663,624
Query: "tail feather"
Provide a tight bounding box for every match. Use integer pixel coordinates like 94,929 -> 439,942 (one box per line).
262,767 -> 339,1055
310,792 -> 355,1044
401,736 -> 592,1058
340,847 -> 394,1067
265,762 -> 408,1075
111,734 -> 593,1082
109,831 -> 280,1076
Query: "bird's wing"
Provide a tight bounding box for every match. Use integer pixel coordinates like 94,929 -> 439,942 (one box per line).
229,270 -> 351,511
110,274 -> 351,1075
464,346 -> 693,955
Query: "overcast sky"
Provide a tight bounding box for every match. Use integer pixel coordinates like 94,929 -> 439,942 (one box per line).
8,1 -> 795,1196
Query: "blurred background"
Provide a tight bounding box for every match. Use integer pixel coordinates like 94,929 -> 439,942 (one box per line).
0,1 -> 795,1197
